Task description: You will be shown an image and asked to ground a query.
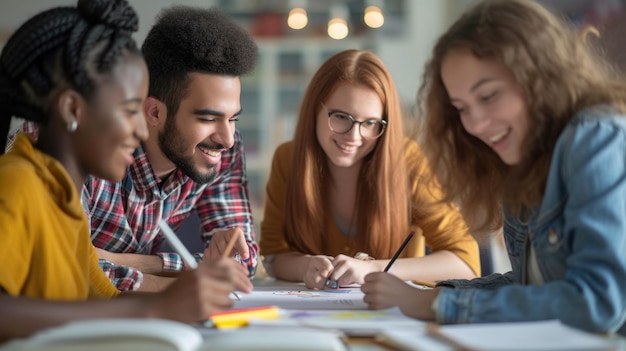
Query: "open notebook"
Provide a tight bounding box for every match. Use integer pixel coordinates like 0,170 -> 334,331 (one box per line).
0,319 -> 348,351
376,320 -> 619,351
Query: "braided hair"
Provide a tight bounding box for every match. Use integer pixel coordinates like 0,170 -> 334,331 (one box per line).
0,0 -> 140,153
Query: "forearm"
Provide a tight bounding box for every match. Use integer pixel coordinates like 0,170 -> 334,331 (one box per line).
271,252 -> 311,282
135,273 -> 176,292
384,251 -> 477,282
0,293 -> 153,342
101,251 -> 164,274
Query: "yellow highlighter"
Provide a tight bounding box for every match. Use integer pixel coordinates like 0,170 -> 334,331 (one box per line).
209,305 -> 281,329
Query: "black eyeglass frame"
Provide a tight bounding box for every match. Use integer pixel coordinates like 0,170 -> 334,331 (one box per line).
320,103 -> 387,140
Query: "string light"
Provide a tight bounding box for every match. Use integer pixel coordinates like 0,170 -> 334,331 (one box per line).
364,5 -> 384,28
287,0 -> 308,30
327,4 -> 349,40
288,7 -> 308,29
286,0 -> 386,38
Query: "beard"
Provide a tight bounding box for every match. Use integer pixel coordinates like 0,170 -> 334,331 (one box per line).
158,118 -> 219,184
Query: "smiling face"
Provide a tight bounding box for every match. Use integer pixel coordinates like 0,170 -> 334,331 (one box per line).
78,52 -> 149,182
158,73 -> 241,184
316,83 -> 383,170
441,48 -> 529,165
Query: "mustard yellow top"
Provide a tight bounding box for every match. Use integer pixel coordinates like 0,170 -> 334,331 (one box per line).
260,139 -> 481,276
0,133 -> 119,299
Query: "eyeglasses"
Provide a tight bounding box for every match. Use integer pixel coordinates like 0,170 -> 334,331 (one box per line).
321,103 -> 387,139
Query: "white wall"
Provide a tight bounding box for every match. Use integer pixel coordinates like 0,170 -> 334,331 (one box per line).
378,1 -> 447,107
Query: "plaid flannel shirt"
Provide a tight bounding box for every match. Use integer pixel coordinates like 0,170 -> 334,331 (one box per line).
7,123 -> 258,291
82,130 -> 258,291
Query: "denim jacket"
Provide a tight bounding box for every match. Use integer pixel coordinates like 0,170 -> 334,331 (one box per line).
436,106 -> 626,335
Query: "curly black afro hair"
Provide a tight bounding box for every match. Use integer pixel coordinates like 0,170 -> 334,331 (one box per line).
142,6 -> 258,116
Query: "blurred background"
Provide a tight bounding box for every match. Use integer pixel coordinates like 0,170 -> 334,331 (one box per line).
2,0 -> 626,275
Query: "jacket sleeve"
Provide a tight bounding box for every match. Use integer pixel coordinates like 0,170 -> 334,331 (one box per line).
436,117 -> 626,334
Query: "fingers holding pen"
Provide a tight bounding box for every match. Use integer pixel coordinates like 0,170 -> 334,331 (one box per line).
204,227 -> 250,261
327,254 -> 375,287
201,257 -> 252,293
304,255 -> 333,289
153,266 -> 235,323
361,271 -> 403,310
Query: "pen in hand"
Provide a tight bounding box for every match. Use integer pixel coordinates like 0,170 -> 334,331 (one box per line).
222,233 -> 241,301
158,220 -> 241,300
158,219 -> 198,270
383,231 -> 415,272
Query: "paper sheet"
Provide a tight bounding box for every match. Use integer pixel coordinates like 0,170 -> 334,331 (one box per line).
233,287 -> 368,310
378,320 -> 618,351
248,308 -> 424,337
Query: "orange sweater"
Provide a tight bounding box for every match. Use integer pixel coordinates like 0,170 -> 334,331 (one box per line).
0,134 -> 118,299
260,139 -> 481,276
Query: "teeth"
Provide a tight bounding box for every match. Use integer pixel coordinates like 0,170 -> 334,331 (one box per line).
489,130 -> 508,143
199,147 -> 220,157
338,143 -> 357,151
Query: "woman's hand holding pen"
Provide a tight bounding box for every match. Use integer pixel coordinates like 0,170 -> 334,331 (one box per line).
151,258 -> 252,323
303,255 -> 334,289
321,232 -> 416,290
325,254 -> 379,288
303,254 -> 378,289
361,272 -> 438,320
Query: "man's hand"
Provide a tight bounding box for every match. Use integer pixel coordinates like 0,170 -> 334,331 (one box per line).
204,227 -> 250,261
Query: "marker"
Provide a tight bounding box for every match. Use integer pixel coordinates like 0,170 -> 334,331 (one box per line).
208,305 -> 281,329
383,231 -> 415,272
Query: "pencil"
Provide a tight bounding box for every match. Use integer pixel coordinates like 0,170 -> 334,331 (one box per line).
222,234 -> 241,301
222,233 -> 238,260
158,219 -> 198,270
383,231 -> 415,272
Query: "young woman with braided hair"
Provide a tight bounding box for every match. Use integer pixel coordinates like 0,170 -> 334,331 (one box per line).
0,0 -> 251,341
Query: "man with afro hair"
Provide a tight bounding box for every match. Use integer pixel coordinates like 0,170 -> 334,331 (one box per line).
83,6 -> 260,291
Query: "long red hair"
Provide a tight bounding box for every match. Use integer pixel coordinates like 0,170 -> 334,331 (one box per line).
285,50 -> 409,258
